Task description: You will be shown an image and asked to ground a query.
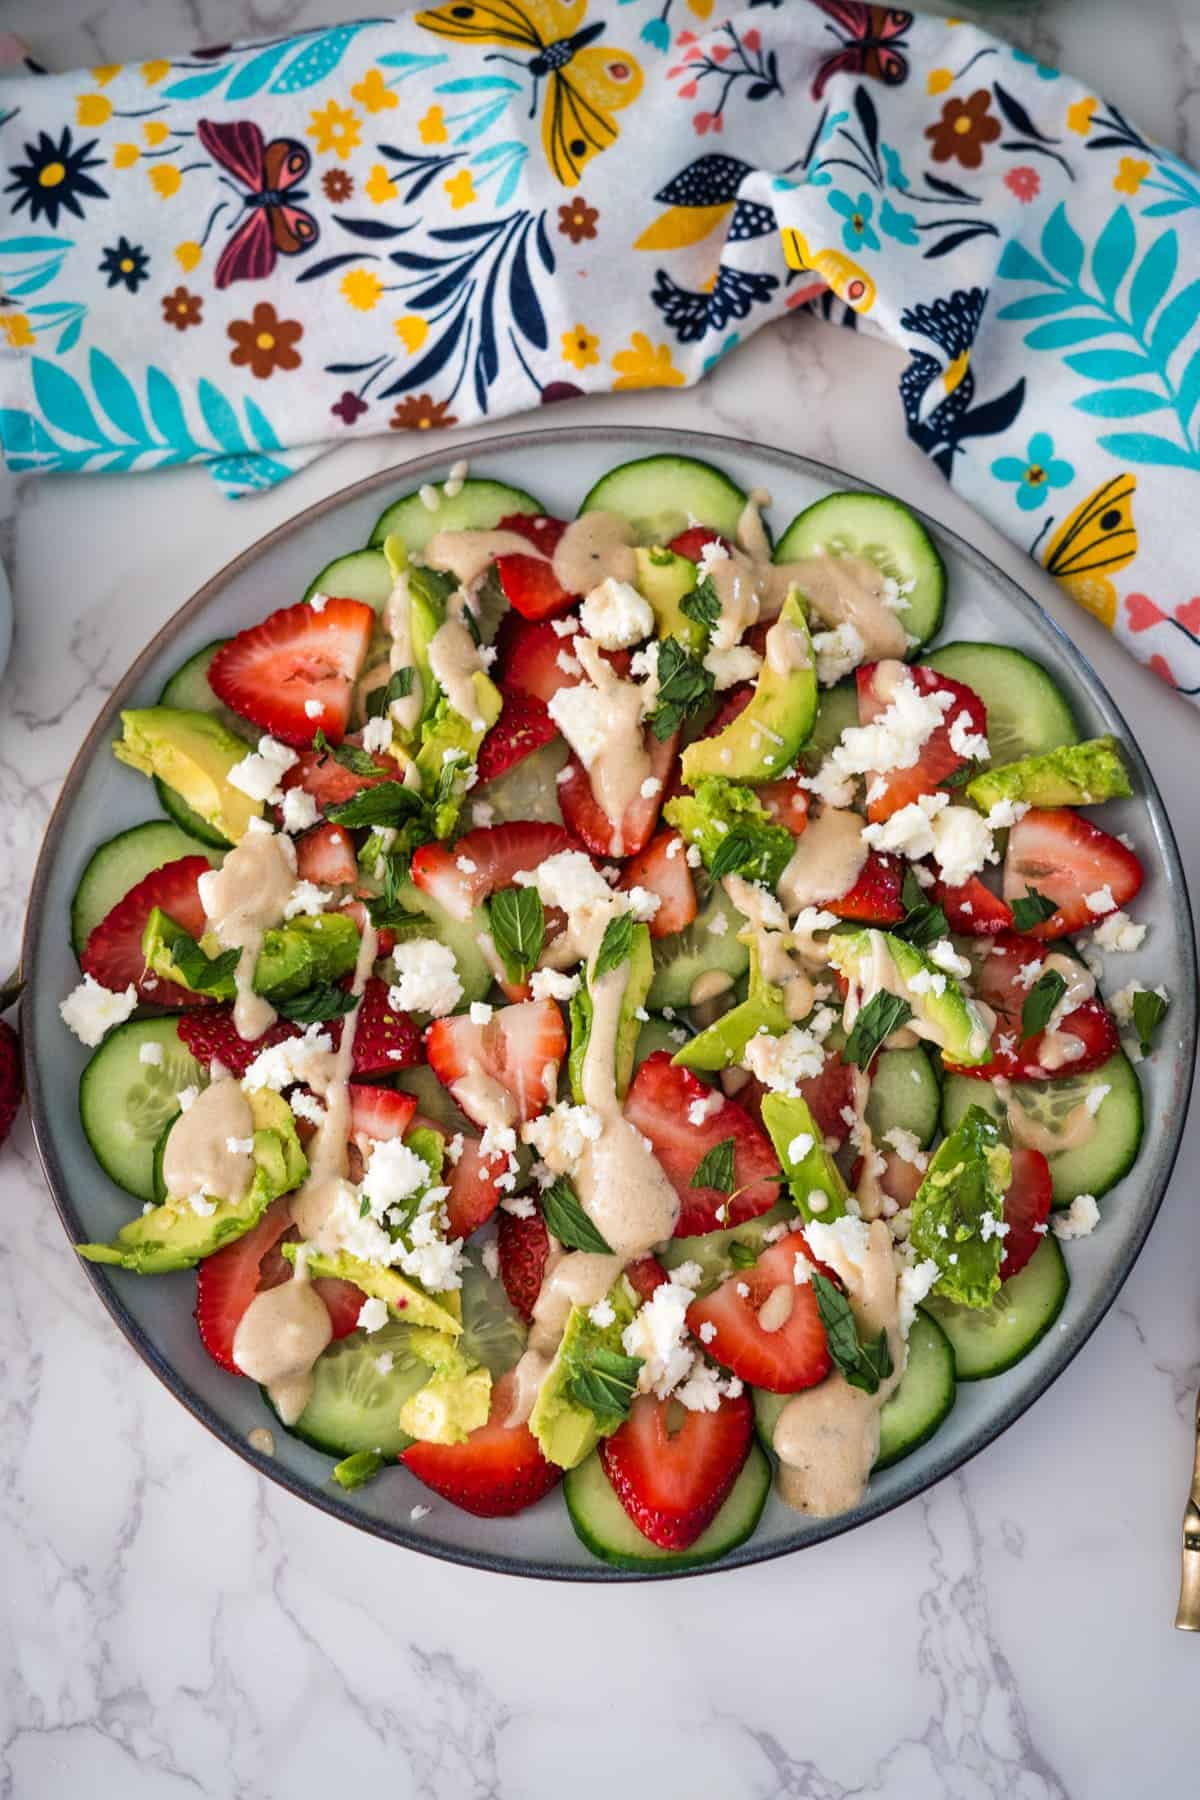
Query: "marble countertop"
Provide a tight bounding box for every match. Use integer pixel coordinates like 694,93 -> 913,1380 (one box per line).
3,2 -> 1200,1795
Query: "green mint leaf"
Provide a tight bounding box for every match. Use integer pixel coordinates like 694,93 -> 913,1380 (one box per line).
365,666 -> 415,720
847,1326 -> 894,1396
312,727 -> 390,778
647,636 -> 715,741
690,1136 -> 736,1193
274,982 -> 360,1025
706,829 -> 759,882
359,1193 -> 371,1219
729,1242 -> 758,1269
326,782 -> 427,829
488,886 -> 545,985
939,761 -> 980,791
680,574 -> 721,638
332,1449 -> 384,1491
593,912 -> 636,982
844,992 -> 912,1068
1132,987 -> 1169,1056
171,933 -> 241,994
811,1271 -> 891,1396
1011,886 -> 1058,932
570,1345 -> 643,1421
462,603 -> 483,648
900,866 -> 926,916
407,564 -> 457,613
433,753 -> 468,809
541,1176 -> 614,1255
1020,969 -> 1067,1041
895,866 -> 948,947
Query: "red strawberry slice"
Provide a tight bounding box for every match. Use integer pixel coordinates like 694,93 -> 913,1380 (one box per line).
558,728 -> 678,860
935,872 -> 1013,937
445,1135 -> 506,1241
999,1148 -> 1053,1283
825,850 -> 905,924
208,597 -> 375,748
283,730 -> 400,812
177,1006 -> 302,1079
348,1082 -> 417,1143
599,1388 -> 753,1550
194,1197 -> 293,1373
411,821 -> 578,922
351,975 -> 421,1076
477,690 -> 558,785
667,526 -> 736,563
495,553 -> 577,621
625,1255 -> 669,1301
733,1050 -> 856,1150
703,682 -> 754,733
340,893 -> 396,960
758,776 -> 809,835
400,1369 -> 562,1517
856,662 -> 987,822
947,931 -> 1119,1082
617,830 -> 696,938
624,1051 -> 781,1236
82,855 -> 214,1008
686,1229 -> 831,1392
1003,807 -> 1144,938
495,511 -> 568,557
312,1277 -> 368,1339
426,999 -> 565,1125
295,822 -> 358,887
497,1207 -> 549,1322
495,613 -> 628,707
0,1020 -> 20,1151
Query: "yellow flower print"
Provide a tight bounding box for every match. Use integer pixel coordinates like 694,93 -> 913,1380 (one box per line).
686,0 -> 714,16
175,241 -> 202,272
143,121 -> 170,147
419,105 -> 448,146
113,143 -> 141,169
351,68 -> 398,114
611,331 -> 685,391
395,315 -> 429,353
1067,96 -> 1096,136
927,68 -> 953,96
561,324 -> 600,371
150,163 -> 182,199
341,268 -> 384,311
0,314 -> 35,349
307,100 -> 362,161
76,94 -> 112,127
1113,156 -> 1150,195
444,169 -> 477,209
91,64 -> 121,85
142,60 -> 170,85
365,163 -> 399,205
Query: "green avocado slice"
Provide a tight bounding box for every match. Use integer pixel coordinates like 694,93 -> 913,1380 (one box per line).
759,1092 -> 849,1223
681,590 -> 817,785
113,706 -> 262,844
530,1274 -> 641,1471
910,1104 -> 1011,1309
568,921 -> 654,1103
965,735 -> 1131,814
826,928 -> 992,1067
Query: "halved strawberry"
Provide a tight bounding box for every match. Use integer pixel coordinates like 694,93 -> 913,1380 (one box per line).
208,597 -> 375,748
81,855 -> 214,1008
445,1136 -> 506,1241
194,1197 -> 293,1372
703,683 -> 754,733
624,1051 -> 781,1236
625,1255 -> 670,1301
1000,1148 -> 1053,1283
348,1082 -> 417,1143
340,893 -> 396,960
948,931 -> 1118,1081
477,690 -> 558,785
400,1369 -> 562,1517
686,1229 -> 831,1392
935,872 -> 1013,936
177,1005 -> 301,1078
295,822 -> 358,887
495,613 -> 628,707
599,1388 -> 753,1549
825,850 -> 905,924
856,663 -> 987,822
495,511 -> 568,557
411,822 -> 578,922
426,999 -> 565,1125
495,553 -> 577,621
312,1277 -> 368,1339
351,975 -> 422,1076
1003,807 -> 1144,938
497,1207 -> 549,1322
737,1049 -> 856,1149
667,526 -> 736,563
558,728 -> 678,860
283,729 -> 400,811
617,830 -> 696,938
758,775 -> 809,835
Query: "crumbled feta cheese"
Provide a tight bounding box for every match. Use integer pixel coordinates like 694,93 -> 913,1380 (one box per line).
139,1041 -> 165,1067
515,849 -> 612,914
289,1089 -> 326,1126
884,1126 -> 928,1171
707,909 -> 729,937
806,1214 -> 872,1275
588,1297 -> 616,1329
736,1281 -> 751,1298
522,1102 -> 602,1176
744,1024 -> 829,1093
1051,1193 -> 1100,1240
59,973 -> 138,1047
668,1260 -> 703,1289
984,797 -> 1029,830
927,938 -> 972,979
284,879 -> 331,919
639,776 -> 662,800
529,967 -> 581,1003
862,789 -> 949,862
361,713 -> 393,755
358,1296 -> 389,1334
1109,980 -> 1145,1028
304,698 -> 325,719
787,1131 -> 814,1163
228,734 -> 299,805
361,1136 -> 433,1214
225,1136 -> 255,1155
309,592 -> 329,613
704,643 -> 763,690
830,675 -> 953,781
176,1084 -> 200,1113
471,801 -> 495,828
501,1194 -> 536,1219
374,1351 -> 394,1376
469,1001 -> 493,1025
807,1188 -> 829,1214
812,621 -> 865,688
947,710 -> 989,763
898,1258 -> 940,1334
696,538 -> 729,582
622,1279 -> 694,1399
579,576 -> 654,650
481,1238 -> 500,1280
697,1320 -> 717,1344
687,1091 -> 724,1127
550,616 -> 579,639
242,1023 -> 334,1093
280,786 -> 319,834
625,884 -> 661,923
388,939 -> 463,1017
930,803 -> 996,888
410,1503 -> 431,1521
555,649 -> 581,678
1093,910 -> 1146,953
1085,885 -> 1116,916
187,1189 -> 216,1217
1014,959 -> 1043,991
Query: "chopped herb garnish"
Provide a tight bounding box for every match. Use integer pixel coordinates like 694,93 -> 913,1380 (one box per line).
939,762 -> 980,791
488,886 -> 545,985
462,603 -> 483,648
729,1242 -> 758,1269
407,564 -> 458,613
170,933 -> 241,994
312,727 -> 391,778
541,1176 -> 614,1255
1011,886 -> 1058,933
274,982 -> 360,1025
705,829 -> 759,882
844,992 -> 913,1068
648,546 -> 674,567
690,1136 -> 736,1193
570,1346 -> 643,1422
364,666 -> 415,721
359,1193 -> 371,1219
1132,987 -> 1169,1057
593,912 -> 636,982
332,1449 -> 384,1492
680,574 -> 722,638
647,636 -> 715,741
1021,968 -> 1067,1041
326,781 -> 426,829
811,1272 -> 893,1395
894,865 -> 948,949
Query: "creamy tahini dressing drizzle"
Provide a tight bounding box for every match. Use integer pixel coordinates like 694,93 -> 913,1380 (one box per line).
1035,952 -> 1096,1071
162,1078 -> 254,1205
992,1076 -> 1097,1156
573,636 -> 652,853
198,825 -> 296,1039
290,917 -> 380,1247
383,569 -> 423,734
778,808 -> 869,911
421,527 -> 538,589
506,1249 -> 623,1427
721,872 -> 815,1016
428,616 -> 484,724
847,1068 -> 886,1222
420,511 -> 636,597
772,1220 -> 905,1517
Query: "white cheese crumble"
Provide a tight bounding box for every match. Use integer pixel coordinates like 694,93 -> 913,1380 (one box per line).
469,1001 -> 493,1025
361,713 -> 393,755
743,1021 -> 831,1092
1093,910 -> 1146,952
830,674 -> 953,781
898,1257 -> 940,1335
984,797 -> 1029,830
60,973 -> 138,1047
588,1297 -> 616,1329
358,1296 -> 389,1333
622,1280 -> 694,1400
280,786 -> 319,834
284,879 -> 331,919
579,576 -> 654,650
176,1084 -> 200,1113
812,621 -> 865,688
883,1126 -> 928,1171
687,1091 -> 724,1127
529,966 -> 581,1002
947,709 -> 989,762
703,643 -> 763,690
522,1102 -> 603,1177
228,734 -> 300,805
139,1041 -> 165,1067
481,1238 -> 500,1280
1051,1193 -> 1100,1240
1085,885 -> 1116,916
639,776 -> 662,800
388,939 -> 463,1017
242,1023 -> 334,1093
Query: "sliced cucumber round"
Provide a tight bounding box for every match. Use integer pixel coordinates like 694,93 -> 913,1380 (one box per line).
154,775 -> 232,850
158,640 -> 253,742
460,1241 -> 527,1378
647,880 -> 749,1012
866,1047 -> 941,1150
394,1063 -> 474,1137
369,478 -> 544,553
925,1235 -> 1068,1380
802,676 -> 859,769
475,737 -> 569,826
774,491 -> 945,650
578,454 -> 749,546
920,643 -> 1078,765
634,1013 -> 691,1065
79,1016 -> 205,1201
753,1308 -> 957,1470
304,547 -> 393,613
941,1052 -> 1141,1207
70,820 -> 222,959
659,1200 -> 796,1296
276,1321 -> 430,1457
564,1442 -> 771,1571
386,880 -> 493,1007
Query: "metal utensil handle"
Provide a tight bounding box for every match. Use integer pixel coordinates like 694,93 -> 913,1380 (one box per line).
1175,1390 -> 1200,1631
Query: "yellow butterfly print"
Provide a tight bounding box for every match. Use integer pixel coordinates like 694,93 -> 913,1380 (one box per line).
778,228 -> 876,314
415,0 -> 642,188
1041,473 -> 1137,630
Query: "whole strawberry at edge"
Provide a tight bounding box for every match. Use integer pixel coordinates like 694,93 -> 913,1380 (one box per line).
0,975 -> 24,1151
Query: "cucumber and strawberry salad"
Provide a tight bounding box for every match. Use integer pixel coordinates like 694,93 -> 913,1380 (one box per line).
57,453 -> 1170,1570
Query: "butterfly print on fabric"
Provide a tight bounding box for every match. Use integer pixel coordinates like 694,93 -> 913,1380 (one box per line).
197,118 -> 319,289
808,2 -> 912,102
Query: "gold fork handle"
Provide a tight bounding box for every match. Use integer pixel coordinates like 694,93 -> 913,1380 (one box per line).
1176,1392 -> 1200,1632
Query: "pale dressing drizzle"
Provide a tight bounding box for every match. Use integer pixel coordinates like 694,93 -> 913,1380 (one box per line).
778,808 -> 869,912
198,824 -> 296,1040
571,637 -> 653,852
383,569 -> 424,734
232,1249 -> 333,1426
161,1078 -> 255,1206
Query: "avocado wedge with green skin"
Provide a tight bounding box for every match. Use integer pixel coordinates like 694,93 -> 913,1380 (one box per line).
664,778 -> 793,887
113,706 -> 263,844
673,942 -> 789,1072
681,590 -> 817,786
760,1092 -> 850,1223
77,1090 -> 306,1275
531,1274 -> 640,1470
910,1105 -> 1011,1310
633,546 -> 705,652
142,907 -> 360,1003
568,922 -> 654,1102
397,1361 -> 492,1445
284,1245 -> 463,1337
965,735 -> 1131,814
826,929 -> 993,1067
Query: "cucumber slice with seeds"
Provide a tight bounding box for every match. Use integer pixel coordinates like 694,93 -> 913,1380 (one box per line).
659,1200 -> 796,1296
775,491 -> 945,650
79,1016 -> 205,1201
475,737 -> 569,826
303,547 -> 393,613
925,1236 -> 1069,1380
70,820 -> 222,959
802,676 -> 859,769
394,1063 -> 475,1137
276,1322 -> 430,1458
866,1047 -> 941,1150
920,643 -> 1078,765
564,1442 -> 770,1571
647,880 -> 749,1012
154,776 -> 232,850
579,454 -> 749,546
369,478 -> 544,553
